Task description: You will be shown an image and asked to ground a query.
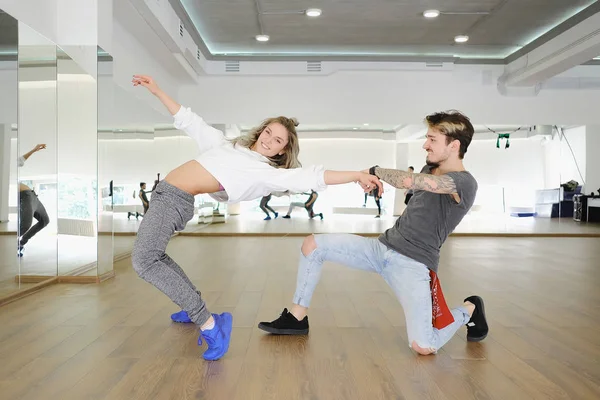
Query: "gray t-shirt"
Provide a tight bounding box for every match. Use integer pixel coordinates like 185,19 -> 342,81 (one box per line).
378,166 -> 478,272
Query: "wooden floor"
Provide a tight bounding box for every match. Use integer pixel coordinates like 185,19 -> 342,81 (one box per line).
3,212 -> 600,237
0,235 -> 137,298
0,236 -> 599,400
180,213 -> 600,237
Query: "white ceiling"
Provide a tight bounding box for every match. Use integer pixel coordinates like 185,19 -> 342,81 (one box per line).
172,0 -> 598,61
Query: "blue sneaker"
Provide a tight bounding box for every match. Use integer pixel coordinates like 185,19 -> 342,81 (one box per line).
171,310 -> 192,323
198,312 -> 233,361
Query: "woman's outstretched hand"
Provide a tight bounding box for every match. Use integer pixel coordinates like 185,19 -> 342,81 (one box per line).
356,172 -> 383,196
132,75 -> 160,95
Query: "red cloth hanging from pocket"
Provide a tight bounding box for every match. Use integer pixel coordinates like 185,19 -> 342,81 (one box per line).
430,270 -> 455,329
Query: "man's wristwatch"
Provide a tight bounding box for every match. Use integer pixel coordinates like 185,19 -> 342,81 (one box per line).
369,165 -> 379,176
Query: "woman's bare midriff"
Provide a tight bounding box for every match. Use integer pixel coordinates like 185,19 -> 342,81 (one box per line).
164,160 -> 221,196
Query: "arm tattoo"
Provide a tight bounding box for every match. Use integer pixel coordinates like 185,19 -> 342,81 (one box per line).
374,167 -> 457,194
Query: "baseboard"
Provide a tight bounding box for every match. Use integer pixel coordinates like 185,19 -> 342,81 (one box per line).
177,231 -> 600,238
57,275 -> 99,284
9,251 -> 128,289
113,251 -> 132,263
16,275 -> 56,283
1,250 -> 129,308
449,232 -> 600,238
65,262 -> 98,277
99,270 -> 115,282
0,277 -> 58,307
114,232 -> 137,236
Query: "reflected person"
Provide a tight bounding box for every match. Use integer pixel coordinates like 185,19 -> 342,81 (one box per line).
17,144 -> 50,256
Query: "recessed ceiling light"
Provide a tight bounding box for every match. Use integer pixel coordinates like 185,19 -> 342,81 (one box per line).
306,8 -> 322,17
363,123 -> 369,126
255,34 -> 270,42
352,127 -> 358,130
423,10 -> 440,18
454,35 -> 469,43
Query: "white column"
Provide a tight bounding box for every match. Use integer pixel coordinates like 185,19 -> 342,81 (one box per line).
585,125 -> 600,196
0,124 -> 11,222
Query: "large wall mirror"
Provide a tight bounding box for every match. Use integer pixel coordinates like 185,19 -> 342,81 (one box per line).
0,9 -> 20,297
56,47 -> 98,277
14,20 -> 58,291
98,46 -> 114,278
0,10 -> 117,302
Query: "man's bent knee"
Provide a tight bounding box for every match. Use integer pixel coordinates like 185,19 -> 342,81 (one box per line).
411,341 -> 436,356
301,235 -> 317,257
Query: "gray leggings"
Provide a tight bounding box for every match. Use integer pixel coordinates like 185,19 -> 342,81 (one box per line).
19,190 -> 50,246
131,181 -> 211,326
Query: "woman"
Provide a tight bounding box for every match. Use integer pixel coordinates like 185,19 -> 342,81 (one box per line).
259,194 -> 278,220
131,75 -> 383,361
17,144 -> 50,256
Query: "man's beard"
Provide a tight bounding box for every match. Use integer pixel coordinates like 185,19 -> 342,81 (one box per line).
426,159 -> 440,169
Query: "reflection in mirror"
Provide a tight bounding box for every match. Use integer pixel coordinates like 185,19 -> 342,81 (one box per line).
16,21 -> 58,286
97,46 -> 114,278
153,126 -> 219,229
100,82 -> 170,251
101,127 -> 152,239
0,9 -> 20,297
56,47 -> 97,276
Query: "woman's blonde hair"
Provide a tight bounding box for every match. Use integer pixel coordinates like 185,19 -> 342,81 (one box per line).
230,116 -> 301,168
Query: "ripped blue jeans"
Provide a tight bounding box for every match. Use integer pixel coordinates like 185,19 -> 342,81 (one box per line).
293,234 -> 470,351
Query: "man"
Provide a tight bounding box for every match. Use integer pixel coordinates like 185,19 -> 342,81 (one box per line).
282,190 -> 323,220
363,185 -> 382,218
258,110 -> 487,355
17,144 -> 50,256
404,166 -> 414,204
129,175 -> 159,220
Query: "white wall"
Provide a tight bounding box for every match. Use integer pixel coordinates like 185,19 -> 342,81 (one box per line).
295,138 -> 396,209
1,0 -> 100,77
57,71 -> 97,177
110,3 -> 187,120
407,137 -> 547,210
98,76 -> 172,129
178,65 -> 600,126
16,83 -> 58,180
99,133 -> 397,211
543,126 -> 586,190
0,0 -> 57,44
99,132 -> 194,187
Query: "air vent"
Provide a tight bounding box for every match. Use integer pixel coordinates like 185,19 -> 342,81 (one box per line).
179,22 -> 184,38
225,61 -> 240,73
425,62 -> 443,68
307,61 -> 321,72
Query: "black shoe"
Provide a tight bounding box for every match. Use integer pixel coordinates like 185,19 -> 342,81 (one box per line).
282,215 -> 291,219
258,308 -> 309,335
464,296 -> 488,342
